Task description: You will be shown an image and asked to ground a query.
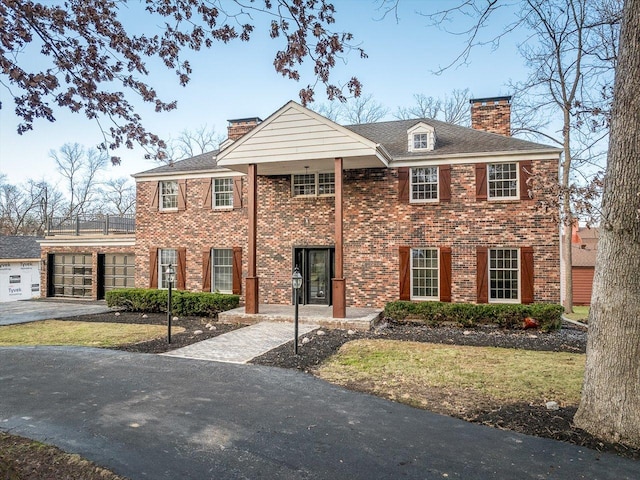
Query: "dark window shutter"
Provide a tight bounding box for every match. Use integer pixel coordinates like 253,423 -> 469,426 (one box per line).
233,177 -> 243,209
177,247 -> 187,290
399,246 -> 411,300
204,179 -> 212,209
151,182 -> 159,209
398,168 -> 410,203
178,180 -> 187,211
439,165 -> 451,202
232,247 -> 242,295
520,160 -> 533,200
521,246 -> 534,304
202,249 -> 211,292
439,246 -> 452,302
476,163 -> 487,201
476,246 -> 488,303
149,248 -> 158,288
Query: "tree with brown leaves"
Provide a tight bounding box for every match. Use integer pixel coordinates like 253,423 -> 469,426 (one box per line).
1,0 -> 365,163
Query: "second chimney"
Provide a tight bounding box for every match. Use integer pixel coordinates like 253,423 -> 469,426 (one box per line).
227,117 -> 262,141
470,96 -> 512,136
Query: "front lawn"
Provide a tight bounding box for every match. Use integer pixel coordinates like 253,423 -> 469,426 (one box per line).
566,306 -> 589,322
0,320 -> 181,347
316,339 -> 585,413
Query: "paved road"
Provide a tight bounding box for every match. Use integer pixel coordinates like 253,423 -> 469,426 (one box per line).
0,300 -> 112,326
1,347 -> 638,479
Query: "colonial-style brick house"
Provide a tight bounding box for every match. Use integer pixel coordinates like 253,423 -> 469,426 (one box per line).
39,96 -> 562,319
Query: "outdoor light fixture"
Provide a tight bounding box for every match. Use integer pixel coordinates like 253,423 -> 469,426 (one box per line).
166,264 -> 175,344
292,266 -> 303,355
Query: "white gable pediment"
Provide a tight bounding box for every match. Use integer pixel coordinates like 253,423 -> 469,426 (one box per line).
216,101 -> 389,174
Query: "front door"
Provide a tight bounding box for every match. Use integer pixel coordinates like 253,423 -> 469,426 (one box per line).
293,247 -> 334,305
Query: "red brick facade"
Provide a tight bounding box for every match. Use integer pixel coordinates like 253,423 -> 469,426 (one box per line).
134,159 -> 560,308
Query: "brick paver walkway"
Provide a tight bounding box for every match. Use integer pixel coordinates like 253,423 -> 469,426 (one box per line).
161,321 -> 319,363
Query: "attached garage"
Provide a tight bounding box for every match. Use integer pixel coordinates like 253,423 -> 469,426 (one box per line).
49,253 -> 93,298
98,253 -> 135,298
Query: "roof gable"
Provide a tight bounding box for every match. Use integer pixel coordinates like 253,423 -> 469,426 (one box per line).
216,101 -> 390,174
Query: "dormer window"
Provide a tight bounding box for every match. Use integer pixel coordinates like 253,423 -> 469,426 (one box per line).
408,123 -> 436,152
413,133 -> 429,150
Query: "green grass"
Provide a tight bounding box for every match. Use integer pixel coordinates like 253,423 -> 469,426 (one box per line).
316,340 -> 585,406
566,306 -> 589,322
0,320 -> 182,347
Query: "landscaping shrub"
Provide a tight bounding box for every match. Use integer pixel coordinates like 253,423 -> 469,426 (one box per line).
105,289 -> 240,317
384,301 -> 563,332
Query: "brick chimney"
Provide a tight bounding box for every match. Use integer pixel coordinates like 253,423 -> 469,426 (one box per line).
470,96 -> 512,136
227,117 -> 262,141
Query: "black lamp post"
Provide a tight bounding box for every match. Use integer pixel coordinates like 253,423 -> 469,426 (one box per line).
292,266 -> 303,355
166,264 -> 175,344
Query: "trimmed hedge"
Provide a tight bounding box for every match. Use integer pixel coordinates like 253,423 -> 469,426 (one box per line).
384,301 -> 564,332
105,288 -> 240,317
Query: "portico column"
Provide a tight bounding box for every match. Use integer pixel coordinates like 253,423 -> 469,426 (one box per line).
332,157 -> 346,318
246,163 -> 259,314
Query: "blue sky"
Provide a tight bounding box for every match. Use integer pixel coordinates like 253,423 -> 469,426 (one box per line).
0,0 -> 527,185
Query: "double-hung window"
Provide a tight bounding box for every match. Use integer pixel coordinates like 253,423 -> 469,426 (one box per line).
413,133 -> 429,150
160,181 -> 178,210
410,167 -> 438,202
488,163 -> 518,199
292,173 -> 335,197
158,248 -> 177,289
411,248 -> 439,300
489,248 -> 519,302
212,249 -> 233,293
213,178 -> 233,208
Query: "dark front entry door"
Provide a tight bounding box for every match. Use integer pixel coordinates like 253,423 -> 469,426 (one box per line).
293,247 -> 334,305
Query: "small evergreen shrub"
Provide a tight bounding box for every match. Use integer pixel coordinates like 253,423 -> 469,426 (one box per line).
105,288 -> 240,317
384,301 -> 563,332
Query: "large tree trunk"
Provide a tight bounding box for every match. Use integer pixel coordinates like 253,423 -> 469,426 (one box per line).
574,0 -> 640,448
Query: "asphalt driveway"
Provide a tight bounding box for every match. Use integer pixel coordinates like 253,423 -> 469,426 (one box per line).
0,299 -> 112,326
1,347 -> 638,479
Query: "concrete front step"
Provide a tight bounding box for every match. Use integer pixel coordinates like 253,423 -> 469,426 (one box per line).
218,304 -> 383,331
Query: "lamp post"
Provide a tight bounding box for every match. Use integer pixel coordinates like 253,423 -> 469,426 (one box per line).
292,266 -> 303,355
166,264 -> 175,344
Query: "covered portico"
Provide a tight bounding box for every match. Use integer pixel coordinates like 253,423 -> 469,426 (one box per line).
216,101 -> 390,318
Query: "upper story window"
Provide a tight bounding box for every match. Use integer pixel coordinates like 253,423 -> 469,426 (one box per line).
407,122 -> 436,152
158,248 -> 177,289
292,172 -> 335,197
213,178 -> 233,208
410,167 -> 438,202
160,181 -> 178,210
489,248 -> 519,302
413,133 -> 429,150
488,163 -> 518,199
411,248 -> 439,300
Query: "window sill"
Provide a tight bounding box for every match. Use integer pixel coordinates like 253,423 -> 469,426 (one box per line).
410,199 -> 439,205
159,208 -> 179,213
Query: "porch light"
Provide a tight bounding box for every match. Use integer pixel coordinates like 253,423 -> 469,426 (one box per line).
292,266 -> 303,355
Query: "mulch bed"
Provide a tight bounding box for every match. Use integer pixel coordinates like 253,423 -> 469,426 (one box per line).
58,311 -> 242,353
53,312 -> 640,459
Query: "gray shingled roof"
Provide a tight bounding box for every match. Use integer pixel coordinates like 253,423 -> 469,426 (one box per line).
134,115 -> 559,177
0,236 -> 42,259
345,118 -> 558,158
133,150 -> 221,177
